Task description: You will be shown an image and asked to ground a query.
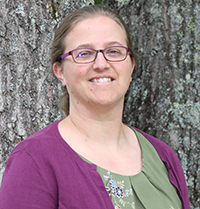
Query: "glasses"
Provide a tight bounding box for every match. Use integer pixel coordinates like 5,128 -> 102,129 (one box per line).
60,46 -> 129,64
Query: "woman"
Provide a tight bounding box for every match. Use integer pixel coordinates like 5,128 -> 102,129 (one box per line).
0,5 -> 189,209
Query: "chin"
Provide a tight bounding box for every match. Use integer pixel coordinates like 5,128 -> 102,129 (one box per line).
91,96 -> 123,107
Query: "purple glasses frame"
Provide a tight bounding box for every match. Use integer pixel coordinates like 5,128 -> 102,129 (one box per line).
60,46 -> 130,64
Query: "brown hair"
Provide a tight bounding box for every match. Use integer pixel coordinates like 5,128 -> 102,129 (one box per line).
51,5 -> 135,115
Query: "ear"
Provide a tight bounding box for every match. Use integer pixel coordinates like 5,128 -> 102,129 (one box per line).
53,62 -> 67,86
131,58 -> 135,74
129,58 -> 135,82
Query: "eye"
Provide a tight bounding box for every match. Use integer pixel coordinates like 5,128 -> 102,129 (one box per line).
78,52 -> 91,57
76,49 -> 94,58
106,48 -> 121,56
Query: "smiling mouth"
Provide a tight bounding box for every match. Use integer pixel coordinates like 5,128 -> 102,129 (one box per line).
90,78 -> 113,83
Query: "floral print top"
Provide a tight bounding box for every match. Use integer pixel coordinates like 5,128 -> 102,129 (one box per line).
81,128 -> 182,209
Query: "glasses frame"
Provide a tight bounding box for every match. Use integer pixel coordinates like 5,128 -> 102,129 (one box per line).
60,46 -> 130,64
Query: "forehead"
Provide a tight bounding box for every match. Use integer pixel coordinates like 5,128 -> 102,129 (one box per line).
64,15 -> 127,49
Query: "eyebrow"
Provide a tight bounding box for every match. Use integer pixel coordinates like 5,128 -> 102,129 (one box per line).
76,41 -> 124,49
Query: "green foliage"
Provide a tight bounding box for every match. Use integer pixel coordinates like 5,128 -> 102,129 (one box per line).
94,0 -> 102,5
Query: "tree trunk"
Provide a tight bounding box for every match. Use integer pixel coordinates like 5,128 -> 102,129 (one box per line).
109,0 -> 200,207
0,0 -> 93,179
0,0 -> 199,208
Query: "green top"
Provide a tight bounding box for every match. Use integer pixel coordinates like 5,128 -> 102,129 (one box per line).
80,128 -> 182,209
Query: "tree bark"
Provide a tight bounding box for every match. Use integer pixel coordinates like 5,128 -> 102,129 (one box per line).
108,0 -> 200,207
0,0 -> 94,179
0,0 -> 199,208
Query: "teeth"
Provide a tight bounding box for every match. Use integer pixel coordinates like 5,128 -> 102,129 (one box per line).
92,78 -> 112,83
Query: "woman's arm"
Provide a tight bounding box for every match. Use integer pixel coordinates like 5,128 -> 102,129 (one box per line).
0,148 -> 57,209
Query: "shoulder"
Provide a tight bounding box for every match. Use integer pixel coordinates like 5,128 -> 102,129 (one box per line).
133,127 -> 177,161
12,120 -> 62,155
8,120 -> 73,171
9,119 -> 85,171
4,119 -> 75,185
0,121 -> 63,207
132,127 -> 184,177
133,127 -> 187,188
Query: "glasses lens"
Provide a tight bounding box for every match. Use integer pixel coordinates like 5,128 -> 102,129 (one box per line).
72,48 -> 96,63
104,46 -> 127,61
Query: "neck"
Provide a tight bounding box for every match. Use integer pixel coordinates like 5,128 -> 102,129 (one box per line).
65,101 -> 127,146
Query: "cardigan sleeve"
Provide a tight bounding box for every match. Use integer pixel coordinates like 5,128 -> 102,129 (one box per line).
0,148 -> 57,209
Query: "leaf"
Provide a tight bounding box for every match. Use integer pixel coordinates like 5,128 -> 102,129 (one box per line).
94,0 -> 102,5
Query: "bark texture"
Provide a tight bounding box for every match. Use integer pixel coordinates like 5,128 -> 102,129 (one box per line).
0,0 -> 199,208
0,0 -> 93,180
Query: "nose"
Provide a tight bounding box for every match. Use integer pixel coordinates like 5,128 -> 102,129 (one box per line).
92,51 -> 109,70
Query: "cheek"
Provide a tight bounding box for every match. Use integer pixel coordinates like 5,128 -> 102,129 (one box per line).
63,65 -> 88,90
122,62 -> 133,84
124,60 -> 134,76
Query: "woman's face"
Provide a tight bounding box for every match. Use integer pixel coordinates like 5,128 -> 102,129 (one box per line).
54,15 -> 135,111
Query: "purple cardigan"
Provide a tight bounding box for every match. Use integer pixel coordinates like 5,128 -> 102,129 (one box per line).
0,120 -> 189,209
